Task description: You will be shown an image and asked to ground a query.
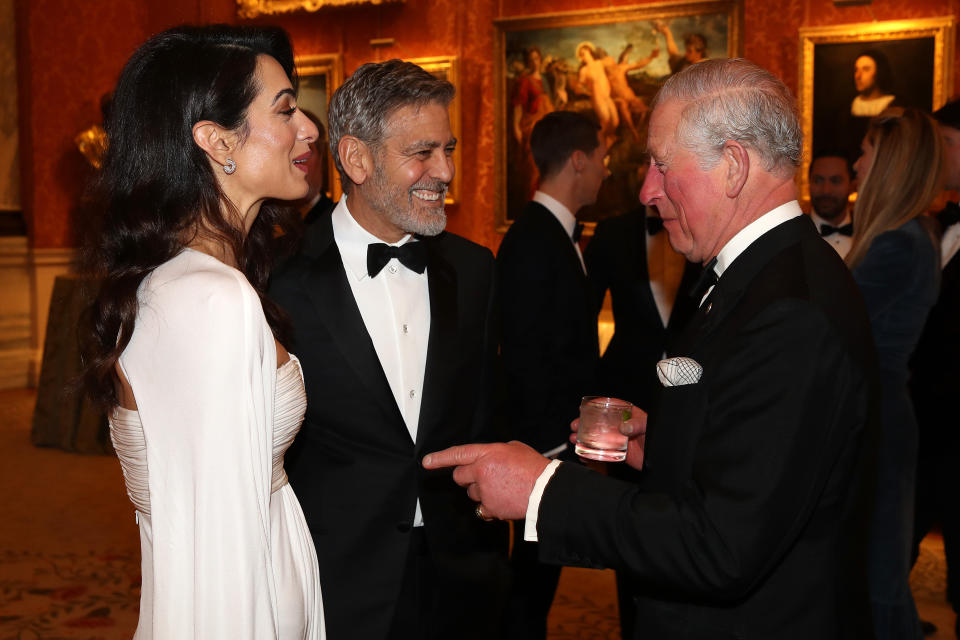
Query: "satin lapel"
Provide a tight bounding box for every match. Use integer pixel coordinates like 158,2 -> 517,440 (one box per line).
416,243 -> 458,445
671,216 -> 809,356
299,224 -> 405,425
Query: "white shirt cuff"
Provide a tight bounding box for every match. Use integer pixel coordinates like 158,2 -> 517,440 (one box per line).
524,459 -> 562,542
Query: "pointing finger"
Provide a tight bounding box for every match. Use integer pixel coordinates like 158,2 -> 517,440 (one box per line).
422,444 -> 487,470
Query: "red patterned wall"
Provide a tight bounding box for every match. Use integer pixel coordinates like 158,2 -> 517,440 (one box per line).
18,0 -> 960,250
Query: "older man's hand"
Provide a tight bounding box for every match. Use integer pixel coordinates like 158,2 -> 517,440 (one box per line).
569,406 -> 648,470
422,441 -> 550,521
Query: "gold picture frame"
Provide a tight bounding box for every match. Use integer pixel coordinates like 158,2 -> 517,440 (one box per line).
238,0 -> 403,19
798,17 -> 956,200
494,0 -> 743,232
408,56 -> 461,205
295,53 -> 343,202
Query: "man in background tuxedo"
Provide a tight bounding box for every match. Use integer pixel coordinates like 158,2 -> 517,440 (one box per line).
425,58 -> 878,639
585,191 -> 700,413
296,109 -> 336,225
910,97 -> 960,638
583,182 -> 700,639
808,150 -> 855,258
496,109 -> 605,640
269,60 -> 509,640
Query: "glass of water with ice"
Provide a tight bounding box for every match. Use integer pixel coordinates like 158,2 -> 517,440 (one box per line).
575,396 -> 632,462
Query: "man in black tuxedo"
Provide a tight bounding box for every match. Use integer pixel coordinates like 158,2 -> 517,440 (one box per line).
910,97 -> 960,638
808,150 -> 855,258
269,60 -> 509,640
585,199 -> 700,413
496,110 -> 604,640
425,58 -> 878,639
295,109 -> 336,226
583,195 -> 700,639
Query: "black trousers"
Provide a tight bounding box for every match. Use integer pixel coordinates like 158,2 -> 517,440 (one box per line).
502,531 -> 562,640
387,527 -> 434,640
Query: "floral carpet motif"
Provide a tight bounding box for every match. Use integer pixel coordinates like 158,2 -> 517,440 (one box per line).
0,549 -> 139,640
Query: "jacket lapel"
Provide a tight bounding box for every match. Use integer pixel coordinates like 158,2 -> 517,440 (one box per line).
416,240 -> 458,446
299,216 -> 406,426
671,216 -> 809,356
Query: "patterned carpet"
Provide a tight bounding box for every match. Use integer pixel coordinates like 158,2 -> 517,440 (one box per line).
0,388 -> 954,639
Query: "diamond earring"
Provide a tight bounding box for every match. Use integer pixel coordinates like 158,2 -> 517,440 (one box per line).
223,158 -> 237,174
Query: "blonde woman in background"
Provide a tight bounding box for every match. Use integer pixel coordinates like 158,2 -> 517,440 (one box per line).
847,107 -> 943,640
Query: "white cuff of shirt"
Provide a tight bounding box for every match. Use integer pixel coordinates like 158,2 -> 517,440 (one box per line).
524,459 -> 562,542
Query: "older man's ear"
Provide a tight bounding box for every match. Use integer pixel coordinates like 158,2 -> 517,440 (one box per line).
722,140 -> 750,198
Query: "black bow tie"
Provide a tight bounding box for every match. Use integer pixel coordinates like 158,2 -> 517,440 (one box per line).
646,216 -> 664,235
572,222 -> 584,243
367,241 -> 428,277
938,202 -> 960,229
689,257 -> 719,302
819,222 -> 853,237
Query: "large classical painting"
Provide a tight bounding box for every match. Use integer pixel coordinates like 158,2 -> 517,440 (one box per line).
238,0 -> 403,18
799,17 -> 955,199
494,1 -> 743,230
295,53 -> 342,201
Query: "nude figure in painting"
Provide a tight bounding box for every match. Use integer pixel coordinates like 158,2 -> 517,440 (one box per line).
577,41 -> 619,147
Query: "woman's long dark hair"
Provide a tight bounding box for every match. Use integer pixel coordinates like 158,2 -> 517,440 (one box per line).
80,24 -> 300,410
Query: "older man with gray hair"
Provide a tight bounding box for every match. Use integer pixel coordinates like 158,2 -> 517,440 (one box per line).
270,59 -> 509,640
425,58 -> 879,639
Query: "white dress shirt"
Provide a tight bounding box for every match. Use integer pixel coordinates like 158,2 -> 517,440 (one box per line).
942,221 -> 960,267
533,190 -> 586,273
332,196 -> 430,526
523,201 -> 803,541
810,211 -> 853,258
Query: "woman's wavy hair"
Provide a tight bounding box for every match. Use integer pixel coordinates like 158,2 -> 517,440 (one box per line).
79,24 -> 301,410
845,107 -> 944,269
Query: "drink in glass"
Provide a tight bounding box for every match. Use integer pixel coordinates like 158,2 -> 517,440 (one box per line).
575,396 -> 632,462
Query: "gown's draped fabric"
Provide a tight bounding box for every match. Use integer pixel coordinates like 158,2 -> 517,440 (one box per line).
107,249 -> 324,639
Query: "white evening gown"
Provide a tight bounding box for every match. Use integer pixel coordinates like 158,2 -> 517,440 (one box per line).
107,249 -> 325,639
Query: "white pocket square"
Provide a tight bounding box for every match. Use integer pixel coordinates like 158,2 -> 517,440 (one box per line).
657,357 -> 703,387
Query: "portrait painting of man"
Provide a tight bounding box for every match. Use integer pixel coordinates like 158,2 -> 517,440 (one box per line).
812,37 -> 934,166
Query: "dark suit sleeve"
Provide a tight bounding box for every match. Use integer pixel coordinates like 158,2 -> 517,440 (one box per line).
497,234 -> 559,447
472,250 -> 508,443
536,299 -> 870,601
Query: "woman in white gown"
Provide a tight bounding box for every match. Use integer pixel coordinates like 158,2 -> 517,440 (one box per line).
80,25 -> 325,639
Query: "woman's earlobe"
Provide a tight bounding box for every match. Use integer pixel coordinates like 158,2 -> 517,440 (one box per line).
192,121 -> 234,168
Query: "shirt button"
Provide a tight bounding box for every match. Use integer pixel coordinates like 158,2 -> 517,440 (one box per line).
388,264 -> 398,274
402,324 -> 409,334
409,389 -> 416,398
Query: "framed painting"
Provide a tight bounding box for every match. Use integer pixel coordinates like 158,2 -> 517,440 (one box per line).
238,0 -> 403,19
494,0 -> 743,231
295,53 -> 343,201
798,17 -> 956,200
409,56 -> 461,205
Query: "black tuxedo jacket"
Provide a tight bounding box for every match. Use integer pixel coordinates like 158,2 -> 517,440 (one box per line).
302,193 -> 336,226
268,213 -> 509,640
538,215 -> 879,639
585,208 -> 701,412
910,206 -> 960,448
496,201 -> 599,453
